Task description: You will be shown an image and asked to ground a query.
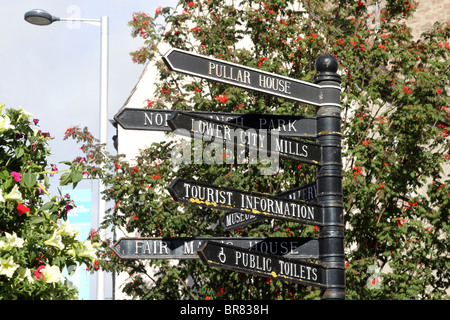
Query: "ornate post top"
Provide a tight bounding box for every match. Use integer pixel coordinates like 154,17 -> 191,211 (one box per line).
314,54 -> 341,84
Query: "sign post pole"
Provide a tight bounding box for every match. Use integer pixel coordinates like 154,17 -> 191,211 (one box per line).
314,54 -> 345,300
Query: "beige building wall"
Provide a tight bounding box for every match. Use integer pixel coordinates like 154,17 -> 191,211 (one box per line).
408,0 -> 450,39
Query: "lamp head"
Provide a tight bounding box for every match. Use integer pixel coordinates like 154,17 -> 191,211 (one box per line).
24,9 -> 59,26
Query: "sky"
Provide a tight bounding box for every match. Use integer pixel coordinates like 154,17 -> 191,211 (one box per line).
1,0 -> 178,179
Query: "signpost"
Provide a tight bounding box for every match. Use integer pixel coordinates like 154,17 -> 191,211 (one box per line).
114,108 -> 317,138
162,48 -> 340,107
113,50 -> 345,300
168,111 -> 322,165
222,182 -> 317,231
197,241 -> 327,289
167,178 -> 324,226
112,237 -> 319,260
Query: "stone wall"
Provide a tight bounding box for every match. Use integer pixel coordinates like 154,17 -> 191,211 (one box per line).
408,0 -> 450,38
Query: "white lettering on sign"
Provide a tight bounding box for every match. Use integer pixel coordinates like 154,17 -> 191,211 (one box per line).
134,240 -> 169,255
278,260 -> 318,282
258,74 -> 291,95
288,185 -> 317,201
240,194 -> 315,220
274,138 -> 309,158
259,118 -> 298,132
183,183 -> 233,206
225,212 -> 257,227
248,240 -> 299,255
235,251 -> 272,272
208,62 -> 251,85
144,112 -> 171,127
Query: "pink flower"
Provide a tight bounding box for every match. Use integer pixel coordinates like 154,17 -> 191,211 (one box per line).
11,172 -> 21,182
50,164 -> 58,177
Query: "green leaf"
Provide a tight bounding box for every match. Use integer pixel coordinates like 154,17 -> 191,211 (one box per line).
15,147 -> 24,158
60,172 -> 72,186
22,171 -> 37,188
71,170 -> 83,184
29,216 -> 46,225
40,201 -> 58,213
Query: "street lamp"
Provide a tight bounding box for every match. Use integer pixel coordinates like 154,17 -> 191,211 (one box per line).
25,8 -> 108,301
24,9 -> 58,25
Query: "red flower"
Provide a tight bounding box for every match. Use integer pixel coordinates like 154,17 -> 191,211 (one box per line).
352,165 -> 362,178
17,203 -> 30,215
131,166 -> 139,173
258,57 -> 268,67
34,265 -> 45,280
155,6 -> 162,15
403,86 -> 412,94
161,87 -> 170,94
215,93 -> 229,105
92,260 -> 100,270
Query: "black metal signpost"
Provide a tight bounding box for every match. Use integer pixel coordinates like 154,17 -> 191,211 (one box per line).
162,48 -> 340,107
221,182 -> 317,231
114,108 -> 317,138
168,111 -> 322,165
112,237 -> 319,260
313,55 -> 345,300
167,178 -> 324,227
113,49 -> 345,301
164,51 -> 345,299
197,241 -> 327,289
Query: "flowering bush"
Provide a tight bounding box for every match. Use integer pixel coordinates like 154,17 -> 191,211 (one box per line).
0,105 -> 100,299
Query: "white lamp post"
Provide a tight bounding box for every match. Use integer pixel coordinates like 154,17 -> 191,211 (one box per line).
25,8 -> 108,301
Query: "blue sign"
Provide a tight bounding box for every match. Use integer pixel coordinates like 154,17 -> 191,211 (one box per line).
64,189 -> 92,300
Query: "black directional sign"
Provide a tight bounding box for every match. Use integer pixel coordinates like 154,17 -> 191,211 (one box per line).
162,48 -> 340,107
168,111 -> 322,165
114,108 -> 173,131
197,241 -> 327,289
114,108 -> 317,138
222,182 -> 317,231
167,178 -> 324,226
112,237 -> 319,260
